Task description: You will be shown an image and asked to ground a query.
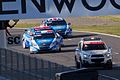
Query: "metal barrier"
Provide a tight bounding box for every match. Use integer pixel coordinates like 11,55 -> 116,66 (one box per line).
55,68 -> 98,80
0,48 -> 120,80
0,48 -> 73,80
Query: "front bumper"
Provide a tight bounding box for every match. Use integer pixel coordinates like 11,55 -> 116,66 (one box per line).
82,57 -> 112,66
82,59 -> 112,67
30,45 -> 59,53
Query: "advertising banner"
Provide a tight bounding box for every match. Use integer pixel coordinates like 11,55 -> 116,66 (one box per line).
0,0 -> 120,20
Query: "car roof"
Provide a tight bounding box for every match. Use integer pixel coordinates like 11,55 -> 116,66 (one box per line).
83,41 -> 105,45
80,37 -> 105,44
81,37 -> 102,41
46,17 -> 64,21
33,26 -> 52,31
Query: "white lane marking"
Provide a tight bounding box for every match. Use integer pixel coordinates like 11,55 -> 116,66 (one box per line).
15,28 -> 120,38
64,39 -> 72,41
73,30 -> 120,39
114,52 -> 119,55
113,62 -> 116,64
99,74 -> 119,80
67,39 -> 72,40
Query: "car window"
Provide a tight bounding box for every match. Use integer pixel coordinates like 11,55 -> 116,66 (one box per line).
34,33 -> 55,39
82,44 -> 107,51
47,20 -> 67,26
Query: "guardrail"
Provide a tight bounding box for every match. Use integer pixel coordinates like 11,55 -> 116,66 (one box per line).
0,48 -> 73,80
0,48 -> 120,80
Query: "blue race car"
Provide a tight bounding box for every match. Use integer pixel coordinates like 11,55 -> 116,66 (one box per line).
42,17 -> 72,37
29,29 -> 63,53
22,26 -> 54,49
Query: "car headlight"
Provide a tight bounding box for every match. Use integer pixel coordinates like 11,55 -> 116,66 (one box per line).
105,53 -> 111,58
32,43 -> 38,46
83,54 -> 90,59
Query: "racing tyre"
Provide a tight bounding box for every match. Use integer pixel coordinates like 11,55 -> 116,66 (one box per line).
104,60 -> 112,70
75,56 -> 82,69
22,41 -> 27,49
30,51 -> 36,54
30,52 -> 34,54
59,45 -> 61,52
56,45 -> 61,52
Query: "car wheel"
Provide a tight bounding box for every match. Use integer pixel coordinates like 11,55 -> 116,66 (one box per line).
104,60 -> 112,70
30,52 -> 34,54
22,41 -> 27,49
75,56 -> 82,69
58,45 -> 61,52
30,51 -> 37,54
56,45 -> 61,52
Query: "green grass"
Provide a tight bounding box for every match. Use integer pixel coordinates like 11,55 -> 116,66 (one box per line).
72,25 -> 120,36
94,16 -> 120,22
15,23 -> 120,36
15,16 -> 120,36
15,23 -> 40,28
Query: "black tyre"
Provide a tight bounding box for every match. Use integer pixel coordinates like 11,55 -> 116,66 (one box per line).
104,60 -> 112,70
57,45 -> 61,52
75,56 -> 82,69
30,52 -> 34,54
22,41 -> 27,49
59,45 -> 61,52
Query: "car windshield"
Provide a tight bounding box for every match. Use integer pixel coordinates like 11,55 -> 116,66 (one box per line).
47,20 -> 67,26
82,44 -> 107,51
34,33 -> 55,39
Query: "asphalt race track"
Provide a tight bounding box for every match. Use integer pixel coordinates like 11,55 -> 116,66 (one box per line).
8,28 -> 120,79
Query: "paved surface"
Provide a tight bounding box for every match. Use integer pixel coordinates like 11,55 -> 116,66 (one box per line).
8,29 -> 120,80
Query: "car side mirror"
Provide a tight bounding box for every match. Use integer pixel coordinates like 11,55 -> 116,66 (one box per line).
68,22 -> 71,25
108,47 -> 112,53
75,48 -> 80,52
25,29 -> 27,31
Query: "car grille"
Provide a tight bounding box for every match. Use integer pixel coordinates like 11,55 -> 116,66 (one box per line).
91,54 -> 104,63
91,58 -> 104,63
40,47 -> 50,50
39,43 -> 50,47
91,54 -> 104,57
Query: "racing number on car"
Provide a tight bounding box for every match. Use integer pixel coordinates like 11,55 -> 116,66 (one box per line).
7,35 -> 21,45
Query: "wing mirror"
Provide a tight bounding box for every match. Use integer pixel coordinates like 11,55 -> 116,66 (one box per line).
29,32 -> 34,36
25,29 -> 27,31
68,22 -> 71,25
75,48 -> 80,52
108,47 -> 112,53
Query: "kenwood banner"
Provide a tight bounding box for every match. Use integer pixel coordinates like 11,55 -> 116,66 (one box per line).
0,0 -> 120,20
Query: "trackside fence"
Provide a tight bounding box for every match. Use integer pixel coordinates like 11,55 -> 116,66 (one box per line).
0,48 -> 74,80
0,48 -> 120,80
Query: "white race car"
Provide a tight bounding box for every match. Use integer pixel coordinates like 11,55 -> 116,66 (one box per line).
75,37 -> 112,69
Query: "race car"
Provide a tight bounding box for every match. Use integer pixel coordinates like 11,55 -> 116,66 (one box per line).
22,26 -> 63,49
42,17 -> 72,37
30,29 -> 63,53
75,37 -> 112,69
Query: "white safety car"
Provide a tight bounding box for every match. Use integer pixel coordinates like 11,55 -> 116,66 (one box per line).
75,37 -> 112,69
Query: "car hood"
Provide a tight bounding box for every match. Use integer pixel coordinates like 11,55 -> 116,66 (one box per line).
82,50 -> 108,55
35,38 -> 54,45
